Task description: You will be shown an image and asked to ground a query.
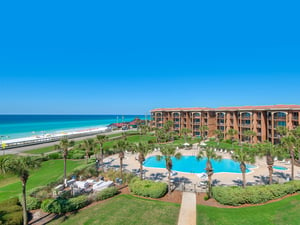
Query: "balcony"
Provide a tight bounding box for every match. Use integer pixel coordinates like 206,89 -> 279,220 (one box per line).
293,116 -> 299,121
193,122 -> 201,125
240,124 -> 251,128
257,124 -> 261,128
273,117 -> 286,121
217,123 -> 225,126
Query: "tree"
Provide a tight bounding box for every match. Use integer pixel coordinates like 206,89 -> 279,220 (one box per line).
256,141 -> 282,184
134,142 -> 153,180
197,142 -> 222,198
95,135 -> 108,169
213,129 -> 224,142
226,129 -> 238,143
281,135 -> 296,180
292,126 -> 300,161
199,125 -> 209,140
54,138 -> 75,187
79,138 -> 95,164
163,120 -> 174,133
231,144 -> 255,188
156,145 -> 181,194
180,128 -> 192,143
0,156 -> 41,225
243,130 -> 257,144
113,139 -> 129,181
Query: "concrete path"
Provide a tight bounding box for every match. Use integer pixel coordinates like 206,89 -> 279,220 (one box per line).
178,192 -> 196,225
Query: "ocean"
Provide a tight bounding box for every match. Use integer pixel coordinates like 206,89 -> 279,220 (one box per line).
0,115 -> 143,140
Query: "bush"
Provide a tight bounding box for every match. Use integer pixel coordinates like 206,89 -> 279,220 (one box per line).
48,153 -> 62,160
93,187 -> 119,201
0,197 -> 23,225
99,169 -> 135,184
66,195 -> 90,212
1,211 -> 23,225
129,179 -> 167,198
41,198 -> 66,214
212,180 -> 300,206
18,196 -> 41,210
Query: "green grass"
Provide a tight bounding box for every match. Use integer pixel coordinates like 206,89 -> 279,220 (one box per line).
0,159 -> 85,202
24,145 -> 56,154
49,194 -> 180,225
197,194 -> 300,225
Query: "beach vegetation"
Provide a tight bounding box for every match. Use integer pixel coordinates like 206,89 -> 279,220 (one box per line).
129,178 -> 167,198
132,142 -> 153,180
0,197 -> 23,225
0,156 -> 41,225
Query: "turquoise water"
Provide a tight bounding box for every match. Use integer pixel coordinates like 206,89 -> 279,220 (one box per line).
273,165 -> 288,170
0,115 -> 143,140
144,156 -> 255,173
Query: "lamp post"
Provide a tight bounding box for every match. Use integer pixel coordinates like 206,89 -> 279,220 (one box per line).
0,135 -> 9,155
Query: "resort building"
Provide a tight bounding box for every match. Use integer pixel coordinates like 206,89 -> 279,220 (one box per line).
151,105 -> 300,144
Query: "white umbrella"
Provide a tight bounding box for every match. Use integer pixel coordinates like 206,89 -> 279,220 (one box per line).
183,143 -> 190,146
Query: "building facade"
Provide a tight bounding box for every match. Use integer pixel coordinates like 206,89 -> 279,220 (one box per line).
151,105 -> 300,144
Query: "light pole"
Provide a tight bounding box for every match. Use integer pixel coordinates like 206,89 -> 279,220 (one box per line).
0,135 -> 9,155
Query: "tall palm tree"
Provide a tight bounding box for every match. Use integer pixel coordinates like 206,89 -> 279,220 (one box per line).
54,138 -> 75,187
199,125 -> 209,140
79,138 -> 95,164
180,128 -> 192,143
113,139 -> 129,181
95,135 -> 108,169
197,142 -> 222,198
281,135 -> 296,180
226,128 -> 238,143
256,141 -> 282,184
134,142 -> 153,180
243,130 -> 257,144
0,156 -> 41,225
231,144 -> 255,188
156,145 -> 182,194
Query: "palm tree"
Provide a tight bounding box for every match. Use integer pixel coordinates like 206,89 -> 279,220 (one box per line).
197,142 -> 222,198
163,120 -> 174,133
281,135 -> 296,180
113,139 -> 129,181
0,156 -> 41,225
213,129 -> 224,142
95,135 -> 108,169
243,130 -> 257,144
79,138 -> 95,164
199,125 -> 209,140
134,142 -> 153,180
180,128 -> 192,143
292,126 -> 300,160
231,144 -> 255,188
156,145 -> 181,194
256,141 -> 282,184
226,128 -> 238,143
54,138 -> 75,187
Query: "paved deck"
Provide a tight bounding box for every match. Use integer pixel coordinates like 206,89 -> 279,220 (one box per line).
178,192 -> 196,225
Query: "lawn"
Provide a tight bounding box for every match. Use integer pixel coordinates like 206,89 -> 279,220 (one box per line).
197,194 -> 300,225
49,194 -> 180,225
0,159 -> 85,202
24,145 -> 56,154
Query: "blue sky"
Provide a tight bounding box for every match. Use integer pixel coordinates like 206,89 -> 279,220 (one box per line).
0,0 -> 299,114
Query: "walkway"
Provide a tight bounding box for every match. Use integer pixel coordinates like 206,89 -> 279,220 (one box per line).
178,192 -> 196,225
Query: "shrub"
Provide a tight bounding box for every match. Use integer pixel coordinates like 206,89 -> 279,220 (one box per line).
212,180 -> 300,206
129,179 -> 167,198
93,187 -> 119,201
99,169 -> 135,184
0,198 -> 23,225
66,195 -> 90,212
48,153 -> 62,160
1,211 -> 23,225
18,196 -> 41,210
41,198 -> 66,214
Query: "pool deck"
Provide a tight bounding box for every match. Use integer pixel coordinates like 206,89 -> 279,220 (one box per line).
108,144 -> 300,187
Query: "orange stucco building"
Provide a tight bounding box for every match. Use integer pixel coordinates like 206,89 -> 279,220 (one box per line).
151,105 -> 300,144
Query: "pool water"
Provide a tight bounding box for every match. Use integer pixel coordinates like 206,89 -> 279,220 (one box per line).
144,156 -> 255,173
273,165 -> 288,170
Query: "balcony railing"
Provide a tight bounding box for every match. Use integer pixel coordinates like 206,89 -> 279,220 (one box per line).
293,116 -> 299,120
240,124 -> 251,128
257,124 -> 261,128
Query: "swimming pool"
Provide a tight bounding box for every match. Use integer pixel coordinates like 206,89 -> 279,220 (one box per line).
273,165 -> 288,170
144,156 -> 256,173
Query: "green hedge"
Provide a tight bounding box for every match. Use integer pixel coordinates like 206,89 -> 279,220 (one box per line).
212,181 -> 300,206
66,195 -> 90,212
93,187 -> 119,201
18,195 -> 41,210
0,197 -> 23,225
41,198 -> 67,214
129,178 -> 167,198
